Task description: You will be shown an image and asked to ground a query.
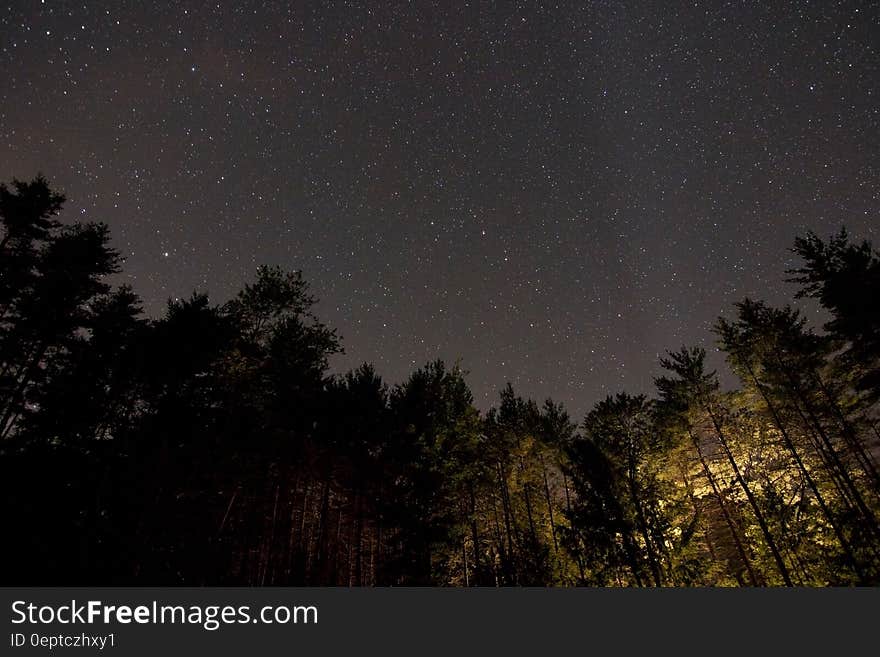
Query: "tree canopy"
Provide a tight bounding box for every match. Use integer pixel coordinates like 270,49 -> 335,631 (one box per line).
1,176 -> 879,585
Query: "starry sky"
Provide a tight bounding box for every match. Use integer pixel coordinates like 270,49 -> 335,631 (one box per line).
1,1 -> 877,418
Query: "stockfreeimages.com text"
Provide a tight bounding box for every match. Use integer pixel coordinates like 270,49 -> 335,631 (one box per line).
11,600 -> 317,631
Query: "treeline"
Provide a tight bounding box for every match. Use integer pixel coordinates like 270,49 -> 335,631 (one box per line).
1,176 -> 879,586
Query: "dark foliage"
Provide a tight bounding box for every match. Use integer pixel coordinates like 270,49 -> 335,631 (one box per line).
1,177 -> 878,585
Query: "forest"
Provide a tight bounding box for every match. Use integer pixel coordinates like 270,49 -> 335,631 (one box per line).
1,175 -> 879,586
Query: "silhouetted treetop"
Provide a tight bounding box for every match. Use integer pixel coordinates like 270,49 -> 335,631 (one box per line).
2,175 -> 879,586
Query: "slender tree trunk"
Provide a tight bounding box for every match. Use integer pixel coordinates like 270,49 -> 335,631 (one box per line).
771,356 -> 880,537
462,536 -> 469,587
522,480 -> 538,549
497,460 -> 519,582
217,489 -> 238,537
314,471 -> 332,583
261,483 -> 280,585
538,453 -> 559,554
626,445 -> 663,586
790,385 -> 880,541
811,369 -> 880,494
620,528 -> 645,587
700,398 -> 794,586
331,505 -> 344,585
352,489 -> 363,587
689,429 -> 760,586
468,481 -> 482,585
489,489 -> 511,584
740,359 -> 869,583
373,512 -> 383,586
286,478 -> 300,584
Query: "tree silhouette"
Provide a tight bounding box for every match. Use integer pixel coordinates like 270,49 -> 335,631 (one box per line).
790,229 -> 880,400
1,175 -> 879,586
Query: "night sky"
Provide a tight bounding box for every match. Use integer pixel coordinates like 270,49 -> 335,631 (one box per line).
1,1 -> 877,418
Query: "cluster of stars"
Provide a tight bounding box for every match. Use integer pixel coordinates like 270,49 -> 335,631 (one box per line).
0,1 -> 876,418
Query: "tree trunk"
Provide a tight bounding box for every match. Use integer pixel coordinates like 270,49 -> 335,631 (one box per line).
697,391 -> 793,586
741,359 -> 869,583
689,429 -> 759,586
